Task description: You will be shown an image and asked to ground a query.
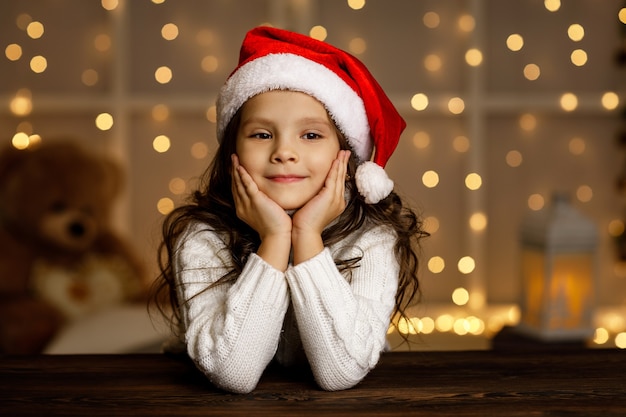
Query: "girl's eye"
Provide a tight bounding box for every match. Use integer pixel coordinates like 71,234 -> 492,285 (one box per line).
251,132 -> 271,139
303,132 -> 322,140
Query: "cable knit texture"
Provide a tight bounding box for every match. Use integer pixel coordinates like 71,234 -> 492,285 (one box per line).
173,222 -> 399,393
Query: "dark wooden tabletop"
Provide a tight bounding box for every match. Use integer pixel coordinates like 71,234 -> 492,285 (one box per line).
2,349 -> 625,416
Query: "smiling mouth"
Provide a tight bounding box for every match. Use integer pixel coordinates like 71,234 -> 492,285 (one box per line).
267,175 -> 305,183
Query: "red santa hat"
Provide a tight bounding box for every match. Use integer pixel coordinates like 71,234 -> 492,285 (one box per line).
216,26 -> 406,204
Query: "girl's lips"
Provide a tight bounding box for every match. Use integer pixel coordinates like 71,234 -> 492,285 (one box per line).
267,175 -> 305,183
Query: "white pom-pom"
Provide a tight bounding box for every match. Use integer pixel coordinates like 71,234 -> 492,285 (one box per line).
355,161 -> 394,204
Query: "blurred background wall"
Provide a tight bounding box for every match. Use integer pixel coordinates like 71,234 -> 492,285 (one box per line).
1,0 -> 625,350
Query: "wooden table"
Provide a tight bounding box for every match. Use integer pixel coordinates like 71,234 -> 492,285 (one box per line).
2,349 -> 625,416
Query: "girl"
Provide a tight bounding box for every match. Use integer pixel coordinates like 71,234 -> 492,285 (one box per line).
153,26 -> 427,394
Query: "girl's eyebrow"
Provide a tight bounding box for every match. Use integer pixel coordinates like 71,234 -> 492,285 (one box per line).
240,116 -> 333,128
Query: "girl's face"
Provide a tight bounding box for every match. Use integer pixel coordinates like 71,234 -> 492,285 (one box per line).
235,90 -> 341,211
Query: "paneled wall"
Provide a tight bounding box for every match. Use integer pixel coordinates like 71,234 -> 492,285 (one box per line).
1,0 -> 624,345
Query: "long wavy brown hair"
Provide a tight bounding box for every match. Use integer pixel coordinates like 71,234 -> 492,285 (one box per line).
151,106 -> 428,342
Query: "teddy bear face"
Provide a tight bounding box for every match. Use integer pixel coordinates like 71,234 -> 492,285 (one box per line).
0,142 -> 121,254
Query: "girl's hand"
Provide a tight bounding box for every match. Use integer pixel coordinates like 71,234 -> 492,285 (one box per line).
291,150 -> 350,264
231,154 -> 292,270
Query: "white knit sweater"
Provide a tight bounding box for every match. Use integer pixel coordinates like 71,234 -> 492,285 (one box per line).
173,221 -> 399,394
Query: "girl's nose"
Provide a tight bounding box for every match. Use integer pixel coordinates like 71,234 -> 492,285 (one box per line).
271,138 -> 298,163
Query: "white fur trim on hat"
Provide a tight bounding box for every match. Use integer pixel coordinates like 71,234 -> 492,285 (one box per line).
216,53 -> 372,162
355,161 -> 394,204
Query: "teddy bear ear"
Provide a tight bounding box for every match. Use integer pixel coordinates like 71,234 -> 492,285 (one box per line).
0,144 -> 28,187
97,156 -> 125,201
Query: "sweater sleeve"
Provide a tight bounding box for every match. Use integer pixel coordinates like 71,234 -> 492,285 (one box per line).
284,226 -> 399,391
174,224 -> 289,394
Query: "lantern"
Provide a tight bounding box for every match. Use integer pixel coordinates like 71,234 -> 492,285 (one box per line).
518,193 -> 598,341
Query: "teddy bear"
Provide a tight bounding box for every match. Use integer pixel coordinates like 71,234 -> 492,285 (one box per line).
0,140 -> 147,354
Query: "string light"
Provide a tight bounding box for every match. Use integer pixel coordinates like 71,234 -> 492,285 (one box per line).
348,37 -> 367,55
309,25 -> 327,41
452,136 -> 470,153
5,43 -> 22,61
422,170 -> 440,188
95,113 -> 114,131
153,135 -> 171,153
423,11 -> 440,29
347,0 -> 365,10
428,256 -> 445,273
410,93 -> 429,111
448,97 -> 465,114
157,197 -> 174,215
528,194 -> 545,211
469,212 -> 487,232
423,216 -> 440,234
412,131 -> 430,149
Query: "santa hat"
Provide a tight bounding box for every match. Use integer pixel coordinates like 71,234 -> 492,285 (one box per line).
216,26 -> 406,204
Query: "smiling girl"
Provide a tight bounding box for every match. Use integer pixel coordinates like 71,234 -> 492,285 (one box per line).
153,26 -> 427,394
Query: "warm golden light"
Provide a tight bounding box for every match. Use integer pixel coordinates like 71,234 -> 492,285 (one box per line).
82,69 -> 99,86
168,177 -> 186,195
423,216 -> 440,234
161,23 -> 179,40
155,66 -> 173,84
9,89 -> 33,116
465,173 -> 482,190
427,256 -> 445,274
309,25 -> 327,41
458,14 -> 475,32
347,0 -> 365,10
528,194 -> 545,211
191,142 -> 209,159
453,136 -> 470,153
452,288 -> 470,306
469,212 -> 487,232
30,55 -> 47,73
448,97 -> 465,114
568,24 -> 584,41
560,93 -> 578,111
157,197 -> 175,215
11,132 -> 30,150
506,34 -> 524,51
608,219 -> 625,237
152,104 -> 170,121
601,92 -> 619,110
620,8 -> 626,24
458,257 -> 476,274
422,170 -> 440,188
506,150 -> 523,167
94,34 -> 111,52
616,332 -> 626,349
570,49 -> 587,66
523,63 -> 541,81
424,54 -> 442,72
5,43 -> 22,61
423,11 -> 440,29
519,113 -> 537,131
412,131 -> 430,149
95,113 -> 114,131
153,135 -> 171,153
348,37 -> 366,55
544,0 -> 561,12
410,93 -> 429,111
206,105 -> 217,123
201,55 -> 219,73
568,137 -> 585,155
593,328 -> 610,345
576,185 -> 593,203
465,48 -> 483,66
436,314 -> 454,332
26,21 -> 44,39
16,13 -> 32,30
101,0 -> 119,11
